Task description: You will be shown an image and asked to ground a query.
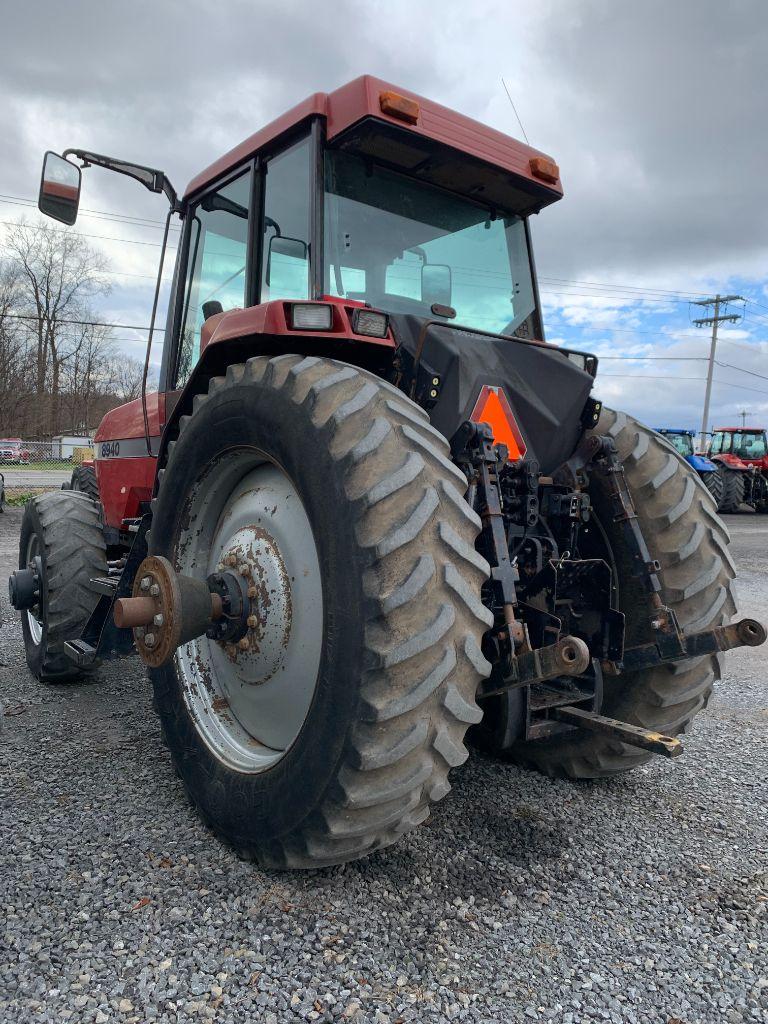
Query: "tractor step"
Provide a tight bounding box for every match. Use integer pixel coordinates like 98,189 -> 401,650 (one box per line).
551,705 -> 682,758
63,638 -> 98,667
89,576 -> 119,596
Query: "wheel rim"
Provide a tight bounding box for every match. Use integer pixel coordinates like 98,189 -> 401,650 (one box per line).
175,449 -> 323,773
25,534 -> 43,645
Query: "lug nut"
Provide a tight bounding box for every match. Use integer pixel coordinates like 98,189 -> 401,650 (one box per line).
247,614 -> 258,629
135,626 -> 145,638
144,632 -> 156,648
238,563 -> 251,577
247,586 -> 257,599
150,583 -> 160,597
238,637 -> 250,651
225,554 -> 237,567
140,576 -> 151,591
153,613 -> 164,627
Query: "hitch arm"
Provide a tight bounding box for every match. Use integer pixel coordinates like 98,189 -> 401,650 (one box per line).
478,635 -> 591,698
619,617 -> 766,672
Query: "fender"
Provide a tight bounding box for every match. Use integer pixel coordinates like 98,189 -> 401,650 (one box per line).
710,452 -> 751,471
155,298 -> 397,484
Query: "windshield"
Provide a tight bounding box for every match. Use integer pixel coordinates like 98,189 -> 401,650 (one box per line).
730,430 -> 767,459
664,432 -> 693,457
323,151 -> 536,336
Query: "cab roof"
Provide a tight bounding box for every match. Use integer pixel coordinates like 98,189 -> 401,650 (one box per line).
184,75 -> 563,212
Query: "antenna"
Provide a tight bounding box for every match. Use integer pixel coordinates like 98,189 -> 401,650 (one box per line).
501,78 -> 530,145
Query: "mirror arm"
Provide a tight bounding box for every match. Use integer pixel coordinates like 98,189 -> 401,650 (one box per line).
62,148 -> 181,212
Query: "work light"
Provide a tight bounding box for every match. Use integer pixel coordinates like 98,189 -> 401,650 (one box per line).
291,303 -> 333,331
352,309 -> 389,339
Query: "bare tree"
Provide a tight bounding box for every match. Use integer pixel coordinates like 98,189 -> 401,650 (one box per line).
0,260 -> 34,434
108,355 -> 148,404
4,221 -> 112,435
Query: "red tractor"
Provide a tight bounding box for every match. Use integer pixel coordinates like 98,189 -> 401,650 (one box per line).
707,426 -> 768,512
8,77 -> 765,868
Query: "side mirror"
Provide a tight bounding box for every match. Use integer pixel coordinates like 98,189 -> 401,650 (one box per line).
38,152 -> 81,225
266,234 -> 308,286
422,263 -> 452,307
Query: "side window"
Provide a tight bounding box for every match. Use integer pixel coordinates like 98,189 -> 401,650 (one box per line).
177,168 -> 251,387
710,432 -> 722,454
385,251 -> 422,301
261,138 -> 310,300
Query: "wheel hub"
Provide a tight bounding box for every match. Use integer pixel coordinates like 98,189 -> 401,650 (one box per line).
213,526 -> 293,683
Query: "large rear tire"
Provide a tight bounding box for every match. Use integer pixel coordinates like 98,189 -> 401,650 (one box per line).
148,355 -> 491,868
19,491 -> 106,681
503,409 -> 737,777
719,467 -> 746,513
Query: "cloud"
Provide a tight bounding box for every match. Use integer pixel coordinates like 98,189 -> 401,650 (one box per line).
1,0 -> 765,431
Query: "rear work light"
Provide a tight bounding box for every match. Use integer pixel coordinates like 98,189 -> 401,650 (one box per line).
290,303 -> 333,331
352,308 -> 389,338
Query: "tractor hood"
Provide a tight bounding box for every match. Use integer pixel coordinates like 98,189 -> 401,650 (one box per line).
390,316 -> 597,474
687,453 -> 717,473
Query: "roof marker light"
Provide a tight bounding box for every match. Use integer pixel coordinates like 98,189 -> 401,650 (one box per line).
529,156 -> 560,184
379,91 -> 420,125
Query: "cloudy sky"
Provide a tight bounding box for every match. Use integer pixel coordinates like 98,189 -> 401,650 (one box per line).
2,0 -> 767,431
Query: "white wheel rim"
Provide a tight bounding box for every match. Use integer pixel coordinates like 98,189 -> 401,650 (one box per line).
174,449 -> 324,773
26,534 -> 43,645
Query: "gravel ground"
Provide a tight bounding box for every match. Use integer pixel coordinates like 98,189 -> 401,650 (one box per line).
1,506 -> 766,1024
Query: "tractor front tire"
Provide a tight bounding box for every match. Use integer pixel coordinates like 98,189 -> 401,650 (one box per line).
719,467 -> 746,513
70,464 -> 100,503
19,491 -> 106,681
508,409 -> 737,778
148,355 -> 491,868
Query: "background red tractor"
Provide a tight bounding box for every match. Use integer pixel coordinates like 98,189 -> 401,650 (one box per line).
707,426 -> 768,512
8,77 -> 765,868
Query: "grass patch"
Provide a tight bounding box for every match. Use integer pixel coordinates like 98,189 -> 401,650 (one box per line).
4,488 -> 49,507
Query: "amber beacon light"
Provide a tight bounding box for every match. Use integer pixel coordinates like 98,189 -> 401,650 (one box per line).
529,156 -> 560,184
379,91 -> 420,125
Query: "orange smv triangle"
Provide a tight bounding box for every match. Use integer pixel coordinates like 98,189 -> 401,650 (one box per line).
469,386 -> 527,460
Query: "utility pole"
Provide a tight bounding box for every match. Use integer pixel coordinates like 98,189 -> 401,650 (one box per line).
739,409 -> 751,428
691,294 -> 744,450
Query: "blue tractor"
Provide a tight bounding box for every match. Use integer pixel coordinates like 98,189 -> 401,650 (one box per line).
657,428 -> 723,508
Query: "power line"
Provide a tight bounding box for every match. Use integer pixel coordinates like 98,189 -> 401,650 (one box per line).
599,373 -> 768,397
0,193 -> 181,231
714,359 -> 768,382
0,218 -> 177,249
2,312 -> 164,331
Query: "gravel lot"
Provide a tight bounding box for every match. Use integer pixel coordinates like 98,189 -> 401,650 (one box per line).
1,506 -> 766,1024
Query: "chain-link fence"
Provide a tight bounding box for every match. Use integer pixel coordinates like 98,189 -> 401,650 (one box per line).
0,437 -> 94,507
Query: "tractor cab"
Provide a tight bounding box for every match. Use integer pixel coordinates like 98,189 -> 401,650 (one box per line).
710,427 -> 768,467
36,76 -> 590,533
658,428 -> 695,458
